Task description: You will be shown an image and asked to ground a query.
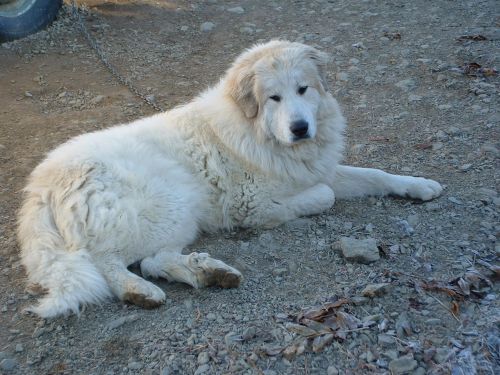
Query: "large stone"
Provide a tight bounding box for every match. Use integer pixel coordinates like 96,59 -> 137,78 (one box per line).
388,356 -> 418,374
336,237 -> 380,264
362,283 -> 391,297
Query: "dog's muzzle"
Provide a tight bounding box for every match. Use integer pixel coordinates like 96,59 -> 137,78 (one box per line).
290,120 -> 309,140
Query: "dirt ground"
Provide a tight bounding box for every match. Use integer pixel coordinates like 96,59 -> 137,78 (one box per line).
0,1 -> 498,374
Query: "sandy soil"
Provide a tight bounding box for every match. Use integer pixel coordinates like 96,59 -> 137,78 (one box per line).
0,1 -> 498,374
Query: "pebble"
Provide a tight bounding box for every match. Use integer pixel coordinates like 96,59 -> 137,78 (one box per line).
425,318 -> 441,325
239,27 -> 254,34
197,351 -> 210,365
91,95 -> 105,105
0,358 -> 17,372
378,334 -> 396,347
388,356 -> 418,374
362,283 -> 391,298
200,22 -> 215,32
448,197 -> 463,205
206,313 -> 216,321
395,79 -> 416,91
194,364 -> 210,375
433,347 -> 450,363
242,326 -> 257,341
128,362 -> 142,370
336,72 -> 349,81
14,344 -> 23,353
106,314 -> 139,330
327,365 -> 339,375
395,219 -> 414,236
227,6 -> 244,14
335,237 -> 380,264
395,312 -> 412,337
351,296 -> 369,305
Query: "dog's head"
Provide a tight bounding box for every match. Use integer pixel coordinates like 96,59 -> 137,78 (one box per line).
224,40 -> 330,145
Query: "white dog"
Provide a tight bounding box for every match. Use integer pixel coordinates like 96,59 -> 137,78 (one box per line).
18,41 -> 442,318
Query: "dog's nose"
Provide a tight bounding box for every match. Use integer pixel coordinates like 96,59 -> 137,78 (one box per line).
290,120 -> 309,138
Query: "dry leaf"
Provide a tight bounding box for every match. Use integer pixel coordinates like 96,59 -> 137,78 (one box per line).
451,300 -> 460,316
312,333 -> 334,352
285,323 -> 317,337
300,319 -> 332,335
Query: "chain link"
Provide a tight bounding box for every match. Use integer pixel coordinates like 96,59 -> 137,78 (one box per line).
70,0 -> 163,112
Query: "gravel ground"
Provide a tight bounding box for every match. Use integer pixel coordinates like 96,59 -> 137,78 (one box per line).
0,1 -> 499,374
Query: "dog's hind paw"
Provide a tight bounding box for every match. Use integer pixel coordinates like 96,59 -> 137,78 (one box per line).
123,291 -> 165,309
204,268 -> 243,289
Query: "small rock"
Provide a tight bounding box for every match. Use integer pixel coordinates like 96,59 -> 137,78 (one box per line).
206,313 -> 216,321
378,334 -> 396,348
227,6 -> 244,14
448,197 -> 462,205
180,25 -> 188,32
362,283 -> 391,298
24,91 -> 33,98
388,356 -> 418,374
272,268 -> 288,277
239,27 -> 254,34
366,350 -> 376,362
336,72 -> 349,81
327,365 -> 339,375
425,318 -> 441,325
335,237 -> 380,264
128,362 -> 142,370
200,22 -> 215,32
395,220 -> 414,236
395,312 -> 412,338
395,79 -> 416,91
242,326 -> 257,341
351,296 -> 369,305
106,314 -> 139,330
0,358 -> 17,372
194,364 -> 210,375
14,344 -> 23,353
197,351 -> 210,365
91,95 -> 105,105
459,163 -> 472,172
433,347 -> 450,364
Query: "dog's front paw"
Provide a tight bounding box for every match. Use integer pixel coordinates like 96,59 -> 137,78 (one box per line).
405,177 -> 443,201
312,183 -> 336,208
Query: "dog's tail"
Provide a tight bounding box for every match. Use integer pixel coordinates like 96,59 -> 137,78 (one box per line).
18,192 -> 111,319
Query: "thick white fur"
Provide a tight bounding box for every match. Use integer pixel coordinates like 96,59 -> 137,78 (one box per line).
18,41 -> 442,318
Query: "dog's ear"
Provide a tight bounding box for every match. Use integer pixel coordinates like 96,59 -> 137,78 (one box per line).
305,47 -> 330,92
224,63 -> 259,119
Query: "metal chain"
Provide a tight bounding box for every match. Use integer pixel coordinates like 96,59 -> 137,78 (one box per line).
70,0 -> 164,112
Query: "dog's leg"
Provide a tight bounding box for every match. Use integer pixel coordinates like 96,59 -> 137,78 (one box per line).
244,183 -> 336,228
331,165 -> 442,200
141,251 -> 242,289
94,256 -> 166,308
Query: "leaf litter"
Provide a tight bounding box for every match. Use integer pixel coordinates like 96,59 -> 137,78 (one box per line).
265,297 -> 364,359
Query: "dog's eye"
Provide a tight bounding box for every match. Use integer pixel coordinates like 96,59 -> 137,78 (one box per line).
269,95 -> 281,102
298,86 -> 308,95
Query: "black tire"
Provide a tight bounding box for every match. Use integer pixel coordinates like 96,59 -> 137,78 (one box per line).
0,0 -> 63,42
